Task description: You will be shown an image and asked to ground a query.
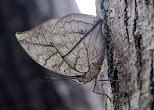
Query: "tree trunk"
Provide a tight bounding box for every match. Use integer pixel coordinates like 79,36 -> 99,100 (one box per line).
97,0 -> 154,109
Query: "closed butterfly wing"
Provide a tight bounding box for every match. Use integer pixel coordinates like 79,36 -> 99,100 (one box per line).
16,14 -> 105,84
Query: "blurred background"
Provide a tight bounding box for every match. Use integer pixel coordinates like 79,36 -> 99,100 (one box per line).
0,0 -> 104,110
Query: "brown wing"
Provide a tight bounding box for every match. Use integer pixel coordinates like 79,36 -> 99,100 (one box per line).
16,14 -> 105,83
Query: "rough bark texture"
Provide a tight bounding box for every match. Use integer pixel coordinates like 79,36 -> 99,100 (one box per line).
99,0 -> 154,109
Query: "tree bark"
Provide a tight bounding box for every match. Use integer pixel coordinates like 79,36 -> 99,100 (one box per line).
98,0 -> 154,109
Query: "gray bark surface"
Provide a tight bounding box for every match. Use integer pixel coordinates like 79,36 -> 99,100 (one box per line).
99,0 -> 154,109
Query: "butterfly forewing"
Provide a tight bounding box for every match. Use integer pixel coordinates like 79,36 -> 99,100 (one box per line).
16,16 -> 84,77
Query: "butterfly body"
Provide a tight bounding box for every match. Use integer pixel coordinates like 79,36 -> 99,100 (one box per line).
16,13 -> 105,84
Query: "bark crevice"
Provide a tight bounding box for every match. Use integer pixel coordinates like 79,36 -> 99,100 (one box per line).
124,0 -> 130,46
133,0 -> 143,91
150,50 -> 154,110
123,4 -> 132,109
100,0 -> 121,109
101,0 -> 115,91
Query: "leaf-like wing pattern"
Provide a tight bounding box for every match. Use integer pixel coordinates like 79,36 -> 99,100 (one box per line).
16,18 -> 82,77
16,14 -> 105,84
16,19 -> 58,66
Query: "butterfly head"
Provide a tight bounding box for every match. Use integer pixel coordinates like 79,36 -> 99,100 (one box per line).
76,63 -> 101,84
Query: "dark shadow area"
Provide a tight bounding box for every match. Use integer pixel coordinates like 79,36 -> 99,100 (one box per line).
0,0 -> 93,110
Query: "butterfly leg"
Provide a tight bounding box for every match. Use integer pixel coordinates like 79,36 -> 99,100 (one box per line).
93,77 -> 112,101
98,79 -> 119,82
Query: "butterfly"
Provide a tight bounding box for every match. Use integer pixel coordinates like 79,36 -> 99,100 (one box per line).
16,13 -> 105,84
